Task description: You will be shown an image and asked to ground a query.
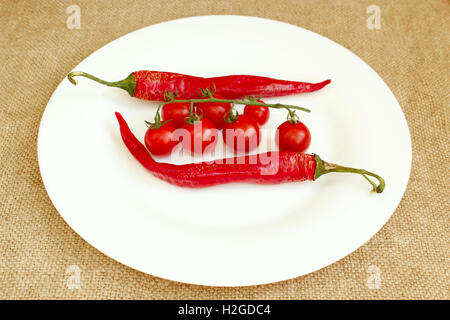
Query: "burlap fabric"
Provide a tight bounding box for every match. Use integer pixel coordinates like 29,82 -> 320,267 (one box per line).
0,0 -> 448,299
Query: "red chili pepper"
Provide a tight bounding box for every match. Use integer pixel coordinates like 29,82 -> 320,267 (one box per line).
115,112 -> 385,192
68,71 -> 331,101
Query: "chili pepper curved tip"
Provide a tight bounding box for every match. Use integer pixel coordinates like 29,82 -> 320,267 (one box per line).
115,112 -> 124,122
115,112 -> 131,137
315,79 -> 331,90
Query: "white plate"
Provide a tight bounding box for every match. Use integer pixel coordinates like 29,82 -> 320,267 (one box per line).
38,15 -> 411,286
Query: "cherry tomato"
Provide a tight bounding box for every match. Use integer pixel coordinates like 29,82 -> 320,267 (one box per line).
195,94 -> 231,129
223,115 -> 261,154
182,118 -> 218,154
161,101 -> 191,128
144,122 -> 179,156
275,121 -> 311,153
243,100 -> 270,126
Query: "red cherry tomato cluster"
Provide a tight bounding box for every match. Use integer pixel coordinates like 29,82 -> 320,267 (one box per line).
144,97 -> 311,156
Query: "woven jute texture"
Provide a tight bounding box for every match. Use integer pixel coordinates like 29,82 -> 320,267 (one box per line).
0,0 -> 448,299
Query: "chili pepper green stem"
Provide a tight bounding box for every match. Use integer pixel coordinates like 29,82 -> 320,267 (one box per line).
160,97 -> 311,113
67,71 -> 136,96
313,154 -> 385,193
